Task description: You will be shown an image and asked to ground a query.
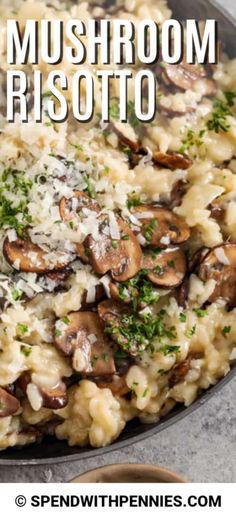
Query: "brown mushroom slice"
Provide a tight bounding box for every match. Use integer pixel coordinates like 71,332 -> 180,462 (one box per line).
0,387 -> 20,417
198,243 -> 236,306
18,371 -> 68,410
109,280 -> 133,305
142,247 -> 186,288
54,311 -> 116,376
177,277 -> 190,308
153,151 -> 193,170
87,215 -> 142,282
95,374 -> 129,396
3,236 -> 73,274
163,60 -> 216,96
59,190 -> 100,222
97,299 -> 136,352
169,356 -> 192,387
131,205 -> 190,247
81,283 -> 106,309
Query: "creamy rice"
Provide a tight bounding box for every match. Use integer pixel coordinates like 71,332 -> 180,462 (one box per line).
0,0 -> 236,451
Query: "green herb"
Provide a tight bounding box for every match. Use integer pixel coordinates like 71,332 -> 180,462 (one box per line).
55,329 -> 62,337
68,221 -> 74,230
20,345 -> 32,357
167,259 -> 175,268
206,91 -> 236,133
193,308 -> 208,318
158,369 -> 167,376
179,128 -> 206,154
127,196 -> 142,209
83,175 -> 96,199
109,98 -> 120,120
17,323 -> 28,335
104,165 -> 110,174
185,325 -> 196,339
142,387 -> 149,397
11,288 -> 23,301
160,345 -> 180,356
62,316 -> 70,325
105,308 -> 176,354
143,218 -> 158,243
222,325 -> 231,337
121,234 -> 129,241
111,240 -> 118,249
179,313 -> 186,323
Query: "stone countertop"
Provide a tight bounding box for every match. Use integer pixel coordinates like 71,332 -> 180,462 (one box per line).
1,0 -> 236,483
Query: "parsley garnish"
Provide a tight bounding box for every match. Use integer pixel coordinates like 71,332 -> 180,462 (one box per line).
185,325 -> 196,339
20,345 -> 32,357
206,91 -> 236,133
17,323 -> 28,335
179,313 -> 186,323
193,308 -> 208,318
222,325 -> 231,337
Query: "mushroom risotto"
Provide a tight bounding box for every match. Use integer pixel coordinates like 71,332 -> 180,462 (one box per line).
1,0 -> 236,451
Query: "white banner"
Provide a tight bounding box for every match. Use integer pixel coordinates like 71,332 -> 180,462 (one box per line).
0,483 -> 234,521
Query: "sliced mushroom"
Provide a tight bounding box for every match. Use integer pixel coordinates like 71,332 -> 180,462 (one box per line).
81,283 -> 106,309
59,191 -> 100,221
142,247 -> 186,288
168,180 -> 188,209
162,58 -> 216,96
3,235 -> 73,273
97,299 -> 136,352
131,205 -> 190,247
18,371 -> 68,410
169,356 -> 192,387
177,277 -> 190,308
0,387 -> 20,417
39,269 -> 72,291
198,243 -> 236,307
109,280 -> 133,305
54,311 -> 116,376
95,374 -> 129,396
189,247 -> 210,273
153,151 -> 193,170
86,214 -> 142,282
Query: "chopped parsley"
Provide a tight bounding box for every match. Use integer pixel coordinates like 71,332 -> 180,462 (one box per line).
206,91 -> 236,133
127,196 -> 142,209
83,175 -> 96,199
105,308 -> 177,355
160,345 -> 180,356
179,313 -> 186,323
179,128 -> 206,154
222,325 -> 231,337
20,345 -> 32,357
185,325 -> 196,339
11,288 -> 23,301
62,316 -> 70,325
143,218 -> 158,243
17,323 -> 28,335
55,329 -> 62,338
118,269 -> 159,310
193,308 -> 208,318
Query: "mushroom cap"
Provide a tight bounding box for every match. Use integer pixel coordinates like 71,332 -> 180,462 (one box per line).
3,235 -> 73,273
142,247 -> 186,288
162,57 -> 216,96
131,205 -> 190,247
153,151 -> 193,170
0,386 -> 20,417
198,243 -> 236,307
87,215 -> 142,282
54,311 -> 116,376
18,371 -> 68,410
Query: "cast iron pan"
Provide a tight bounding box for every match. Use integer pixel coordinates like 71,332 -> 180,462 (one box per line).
1,0 -> 236,464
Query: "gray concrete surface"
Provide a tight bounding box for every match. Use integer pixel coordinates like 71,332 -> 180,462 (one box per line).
0,0 -> 236,483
